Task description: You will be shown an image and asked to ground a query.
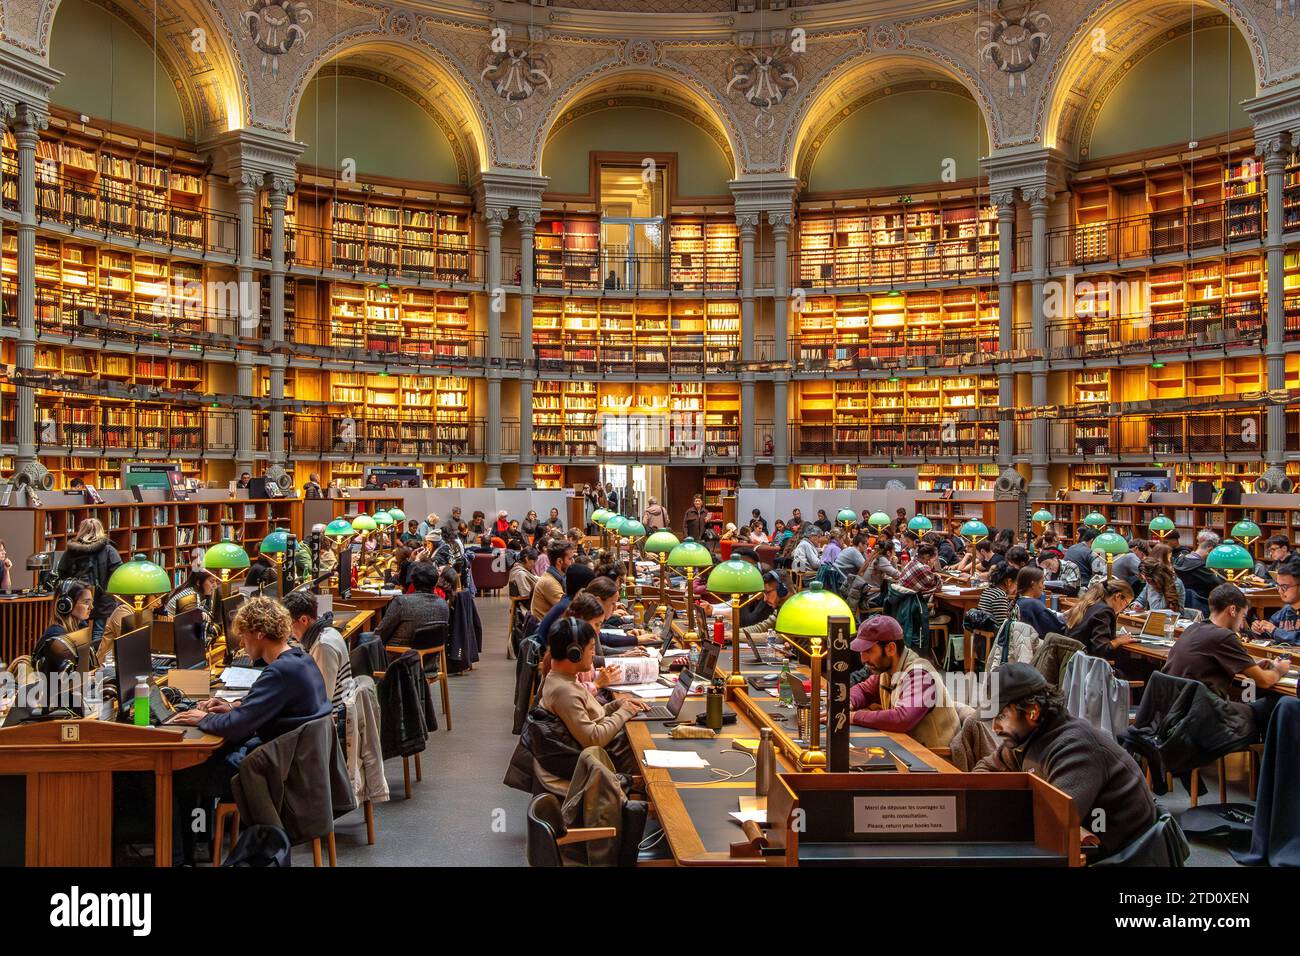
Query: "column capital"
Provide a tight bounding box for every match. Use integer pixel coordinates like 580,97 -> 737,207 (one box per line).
767,210 -> 792,230
12,101 -> 48,138
201,128 -> 304,194
992,191 -> 1018,213
484,206 -> 510,228
1021,185 -> 1052,206
234,169 -> 264,196
267,174 -> 296,198
516,208 -> 541,229
736,212 -> 760,231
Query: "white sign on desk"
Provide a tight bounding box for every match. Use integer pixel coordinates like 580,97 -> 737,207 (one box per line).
853,795 -> 958,834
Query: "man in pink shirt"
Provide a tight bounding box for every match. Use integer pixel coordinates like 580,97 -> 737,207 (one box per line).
847,616 -> 959,749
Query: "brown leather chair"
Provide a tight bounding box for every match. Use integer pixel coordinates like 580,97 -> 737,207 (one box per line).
755,545 -> 779,568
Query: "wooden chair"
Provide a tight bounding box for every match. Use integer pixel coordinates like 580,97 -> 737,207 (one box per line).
927,611 -> 952,662
389,620 -> 452,732
212,801 -> 240,866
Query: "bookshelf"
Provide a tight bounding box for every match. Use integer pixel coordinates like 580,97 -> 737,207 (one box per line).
668,217 -> 740,290
794,288 -> 997,361
533,464 -> 564,490
797,464 -> 858,489
704,468 -> 738,525
314,191 -> 471,279
913,493 -> 999,533
918,463 -> 1000,491
536,215 -> 600,288
328,283 -> 472,356
13,497 -> 302,583
797,200 -> 996,287
533,380 -> 597,457
325,371 -> 473,458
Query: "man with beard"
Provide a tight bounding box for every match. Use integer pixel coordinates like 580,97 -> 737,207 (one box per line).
844,616 -> 959,750
975,663 -> 1157,861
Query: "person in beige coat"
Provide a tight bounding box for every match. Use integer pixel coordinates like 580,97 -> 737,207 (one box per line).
642,497 -> 669,530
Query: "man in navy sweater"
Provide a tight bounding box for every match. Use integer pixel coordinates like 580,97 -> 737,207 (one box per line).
171,597 -> 330,859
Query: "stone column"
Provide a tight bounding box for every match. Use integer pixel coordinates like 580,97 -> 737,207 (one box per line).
266,175 -> 292,469
234,171 -> 261,475
994,192 -> 1018,476
1263,138 -> 1290,473
1026,186 -> 1052,501
738,213 -> 758,487
13,104 -> 46,473
517,209 -> 539,489
770,211 -> 791,362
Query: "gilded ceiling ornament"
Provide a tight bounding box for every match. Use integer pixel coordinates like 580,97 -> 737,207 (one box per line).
481,47 -> 553,103
977,0 -> 1051,95
242,0 -> 313,78
726,45 -> 800,134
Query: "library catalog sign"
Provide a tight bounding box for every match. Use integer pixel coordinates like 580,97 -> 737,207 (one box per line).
853,794 -> 958,835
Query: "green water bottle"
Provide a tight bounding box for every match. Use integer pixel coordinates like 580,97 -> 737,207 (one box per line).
778,659 -> 794,707
132,678 -> 150,727
706,679 -> 724,732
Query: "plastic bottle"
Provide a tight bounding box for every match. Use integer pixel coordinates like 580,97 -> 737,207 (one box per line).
687,638 -> 700,675
132,678 -> 150,727
778,659 -> 794,707
755,727 -> 774,797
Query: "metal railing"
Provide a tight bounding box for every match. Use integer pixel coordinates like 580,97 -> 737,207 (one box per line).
29,168 -> 238,256
286,415 -> 512,459
533,339 -> 741,376
789,420 -> 1000,460
1015,200 -> 1264,272
33,402 -> 249,456
534,249 -> 751,294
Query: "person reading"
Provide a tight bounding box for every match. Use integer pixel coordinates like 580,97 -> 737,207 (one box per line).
843,615 -> 959,749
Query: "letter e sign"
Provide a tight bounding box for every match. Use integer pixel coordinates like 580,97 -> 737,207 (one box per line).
60,723 -> 80,742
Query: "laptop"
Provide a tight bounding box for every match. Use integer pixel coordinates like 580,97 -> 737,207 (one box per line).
1140,610 -> 1177,641
629,670 -> 693,722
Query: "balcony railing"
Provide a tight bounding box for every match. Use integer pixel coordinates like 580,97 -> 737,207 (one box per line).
33,403 -> 249,456
793,328 -> 1000,369
534,250 -> 752,294
258,217 -> 486,285
1015,200 -> 1264,272
533,339 -> 741,376
287,415 -> 509,459
29,168 -> 238,256
789,421 -> 1000,460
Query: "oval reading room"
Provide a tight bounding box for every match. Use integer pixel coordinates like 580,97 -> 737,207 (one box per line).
0,0 -> 1298,872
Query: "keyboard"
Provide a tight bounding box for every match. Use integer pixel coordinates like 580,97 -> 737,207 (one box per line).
631,705 -> 676,721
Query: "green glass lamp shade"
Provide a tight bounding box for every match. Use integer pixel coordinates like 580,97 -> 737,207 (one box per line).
203,541 -> 250,572
107,555 -> 171,596
868,511 -> 891,529
959,519 -> 989,539
1206,543 -> 1254,573
907,515 -> 933,533
1032,509 -> 1055,524
603,513 -> 626,532
774,582 -> 856,637
1083,512 -> 1107,528
372,510 -> 394,527
667,538 -> 713,569
387,508 -> 406,523
1230,520 -> 1262,542
644,530 -> 681,555
324,518 -> 355,538
591,508 -> 611,526
351,513 -> 378,533
259,530 -> 290,554
620,519 -> 647,539
705,558 -> 764,596
1091,532 -> 1130,556
1148,515 -> 1175,534
836,509 -> 858,524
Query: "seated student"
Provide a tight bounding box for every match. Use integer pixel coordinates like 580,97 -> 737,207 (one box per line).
975,663 -> 1158,862
1036,548 -> 1080,595
510,547 -> 539,598
1174,530 -> 1224,607
976,562 -> 1017,630
833,533 -> 868,578
1015,566 -> 1065,639
929,532 -> 957,567
283,590 -> 352,708
1132,557 -> 1185,614
740,570 -> 787,646
1256,534 -> 1294,579
170,598 -> 332,861
1064,527 -> 1107,588
540,617 -> 649,775
377,561 -> 449,646
531,542 -> 574,621
1064,578 -> 1136,665
1003,545 -> 1031,574
954,538 -> 994,577
164,568 -> 220,617
535,564 -> 597,652
245,553 -> 279,591
1166,583 -> 1288,737
1112,538 -> 1148,590
558,593 -> 632,694
844,616 -> 959,750
898,542 -> 942,600
1252,557 -> 1300,645
791,530 -> 825,574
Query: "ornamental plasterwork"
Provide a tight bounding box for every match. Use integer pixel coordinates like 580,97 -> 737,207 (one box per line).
976,0 -> 1052,95
726,44 -> 801,133
243,0 -> 314,77
544,94 -> 735,169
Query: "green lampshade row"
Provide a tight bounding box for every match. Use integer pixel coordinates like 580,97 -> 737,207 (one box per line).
774,583 -> 856,637
1149,515 -> 1175,532
259,530 -> 290,554
351,514 -> 378,532
868,511 -> 891,528
324,518 -> 355,537
603,514 -> 627,532
107,555 -> 172,596
644,531 -> 681,555
388,509 -> 406,523
959,520 -> 989,538
1230,520 -> 1262,541
373,510 -> 394,526
667,539 -> 714,569
591,508 -> 611,525
706,558 -> 764,595
620,520 -> 647,538
1091,532 -> 1130,556
1206,543 -> 1255,571
1083,512 -> 1107,528
203,541 -> 250,571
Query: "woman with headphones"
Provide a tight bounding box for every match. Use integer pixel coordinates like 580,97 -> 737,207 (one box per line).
41,579 -> 94,646
740,570 -> 789,647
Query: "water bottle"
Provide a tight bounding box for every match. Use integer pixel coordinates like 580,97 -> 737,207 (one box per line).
132,677 -> 150,727
688,638 -> 700,675
755,727 -> 775,797
706,679 -> 724,732
1163,612 -> 1177,643
778,659 -> 794,707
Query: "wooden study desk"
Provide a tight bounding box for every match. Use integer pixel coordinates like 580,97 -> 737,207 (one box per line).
333,609 -> 374,642
0,719 -> 222,866
336,591 -> 395,619
1118,625 -> 1298,698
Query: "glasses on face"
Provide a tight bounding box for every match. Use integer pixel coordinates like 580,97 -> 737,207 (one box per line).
1278,580 -> 1300,594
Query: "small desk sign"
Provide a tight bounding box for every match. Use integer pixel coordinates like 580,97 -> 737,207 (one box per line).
59,723 -> 80,742
853,794 -> 958,834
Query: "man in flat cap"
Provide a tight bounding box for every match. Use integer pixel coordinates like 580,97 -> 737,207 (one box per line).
845,615 -> 960,750
976,663 -> 1157,861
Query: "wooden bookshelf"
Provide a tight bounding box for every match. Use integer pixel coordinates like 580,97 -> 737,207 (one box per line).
704,468 -> 738,525
327,282 -> 472,356
918,463 -> 1000,491
536,215 -> 600,288
797,199 -> 995,287
532,296 -> 739,371
794,287 -> 997,361
797,464 -> 858,490
669,216 -> 739,290
913,493 -> 999,533
533,464 -> 564,490
533,380 -> 597,457
8,497 -> 301,585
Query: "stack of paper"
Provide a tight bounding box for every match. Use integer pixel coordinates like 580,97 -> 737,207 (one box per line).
644,750 -> 710,769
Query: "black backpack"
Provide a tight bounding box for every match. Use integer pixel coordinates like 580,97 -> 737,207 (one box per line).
222,824 -> 293,867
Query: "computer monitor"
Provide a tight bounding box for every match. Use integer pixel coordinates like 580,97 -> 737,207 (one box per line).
695,639 -> 722,682
655,608 -> 676,655
220,591 -> 246,639
113,624 -> 153,706
36,625 -> 94,675
171,606 -> 208,669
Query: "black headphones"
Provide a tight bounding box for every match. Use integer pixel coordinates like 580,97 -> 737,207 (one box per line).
55,578 -> 85,618
559,617 -> 586,664
763,570 -> 789,600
